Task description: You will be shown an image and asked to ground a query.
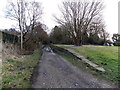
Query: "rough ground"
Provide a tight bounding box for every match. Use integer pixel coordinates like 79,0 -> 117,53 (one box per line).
31,46 -> 115,88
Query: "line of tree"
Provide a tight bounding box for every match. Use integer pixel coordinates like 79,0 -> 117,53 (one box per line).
49,26 -> 73,44
49,25 -> 110,45
53,0 -> 109,46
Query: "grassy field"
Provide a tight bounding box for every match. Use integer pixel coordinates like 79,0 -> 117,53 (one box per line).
2,49 -> 42,88
54,44 -> 119,85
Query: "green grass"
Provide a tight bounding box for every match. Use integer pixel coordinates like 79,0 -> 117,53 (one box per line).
2,49 -> 42,88
54,44 -> 119,84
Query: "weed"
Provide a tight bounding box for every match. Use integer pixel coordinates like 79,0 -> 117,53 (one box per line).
2,49 -> 42,88
7,58 -> 14,62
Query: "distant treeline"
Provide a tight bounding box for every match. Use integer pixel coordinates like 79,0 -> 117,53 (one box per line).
2,31 -> 18,43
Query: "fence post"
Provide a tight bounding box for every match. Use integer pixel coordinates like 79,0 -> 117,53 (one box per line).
21,31 -> 23,49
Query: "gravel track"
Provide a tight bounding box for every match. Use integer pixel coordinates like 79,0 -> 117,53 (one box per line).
31,46 -> 115,88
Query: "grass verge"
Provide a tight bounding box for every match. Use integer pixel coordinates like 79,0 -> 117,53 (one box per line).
52,45 -> 119,86
2,49 -> 42,88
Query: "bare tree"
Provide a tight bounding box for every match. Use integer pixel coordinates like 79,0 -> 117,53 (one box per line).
6,0 -> 43,49
54,0 -> 104,46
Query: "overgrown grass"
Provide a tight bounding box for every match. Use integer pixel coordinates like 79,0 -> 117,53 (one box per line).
54,44 -> 119,85
2,49 -> 42,88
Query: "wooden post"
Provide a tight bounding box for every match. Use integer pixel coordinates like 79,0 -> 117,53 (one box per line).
21,31 -> 23,49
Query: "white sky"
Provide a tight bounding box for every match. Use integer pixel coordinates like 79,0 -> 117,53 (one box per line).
0,0 -> 119,36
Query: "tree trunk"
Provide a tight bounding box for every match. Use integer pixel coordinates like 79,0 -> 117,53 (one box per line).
74,37 -> 82,46
20,31 -> 23,49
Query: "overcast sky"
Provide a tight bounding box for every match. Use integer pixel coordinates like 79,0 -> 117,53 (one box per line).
0,0 -> 119,36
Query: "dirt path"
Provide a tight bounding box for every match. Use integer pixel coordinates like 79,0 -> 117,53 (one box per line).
31,46 -> 114,88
